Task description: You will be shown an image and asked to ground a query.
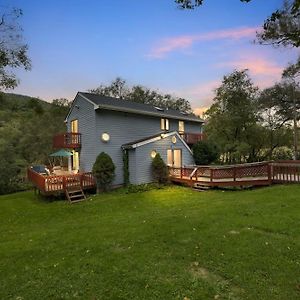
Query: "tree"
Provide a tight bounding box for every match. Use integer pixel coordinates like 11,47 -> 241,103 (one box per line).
175,0 -> 250,9
92,152 -> 115,192
90,77 -> 193,113
0,141 -> 20,194
256,0 -> 300,48
0,8 -> 31,90
151,153 -> 168,184
283,56 -> 300,79
205,70 -> 261,163
192,140 -> 219,165
90,77 -> 129,99
176,0 -> 300,45
259,81 -> 300,159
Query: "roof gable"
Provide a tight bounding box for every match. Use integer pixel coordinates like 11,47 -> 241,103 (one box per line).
122,131 -> 192,154
64,92 -> 99,122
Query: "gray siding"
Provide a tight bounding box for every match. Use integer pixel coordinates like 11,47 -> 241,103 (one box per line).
131,134 -> 195,185
169,119 -> 202,134
66,95 -> 200,186
128,150 -> 137,184
67,96 -> 96,172
94,109 -> 163,185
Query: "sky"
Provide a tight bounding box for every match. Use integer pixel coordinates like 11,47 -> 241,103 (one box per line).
4,0 -> 300,115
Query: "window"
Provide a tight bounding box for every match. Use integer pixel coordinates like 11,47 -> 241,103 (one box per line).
178,121 -> 184,133
161,118 -> 169,130
71,119 -> 78,133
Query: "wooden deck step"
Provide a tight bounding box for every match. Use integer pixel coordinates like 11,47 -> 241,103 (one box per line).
193,183 -> 211,191
65,186 -> 86,203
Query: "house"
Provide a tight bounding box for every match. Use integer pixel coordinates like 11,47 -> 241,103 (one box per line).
52,92 -> 204,187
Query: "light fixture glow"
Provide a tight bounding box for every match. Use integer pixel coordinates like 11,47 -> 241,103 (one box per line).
172,136 -> 177,144
101,132 -> 110,142
150,150 -> 157,158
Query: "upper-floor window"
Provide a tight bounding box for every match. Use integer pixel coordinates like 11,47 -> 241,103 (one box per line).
161,118 -> 169,130
71,119 -> 78,133
178,121 -> 184,133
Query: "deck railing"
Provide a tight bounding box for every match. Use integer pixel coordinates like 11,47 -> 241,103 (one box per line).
27,168 -> 95,194
271,161 -> 300,183
53,132 -> 81,149
182,133 -> 204,144
169,161 -> 272,187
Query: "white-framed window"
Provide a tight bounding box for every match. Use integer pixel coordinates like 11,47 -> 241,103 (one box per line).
161,118 -> 169,130
178,120 -> 184,133
71,119 -> 78,133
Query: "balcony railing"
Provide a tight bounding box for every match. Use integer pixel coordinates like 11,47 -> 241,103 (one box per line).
182,132 -> 204,144
53,132 -> 81,149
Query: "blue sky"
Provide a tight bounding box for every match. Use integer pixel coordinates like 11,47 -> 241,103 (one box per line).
6,0 -> 299,114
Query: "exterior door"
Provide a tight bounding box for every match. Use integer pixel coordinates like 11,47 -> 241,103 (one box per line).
173,149 -> 182,168
72,150 -> 80,171
167,149 -> 182,167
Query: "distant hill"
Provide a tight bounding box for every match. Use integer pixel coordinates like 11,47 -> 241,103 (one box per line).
0,92 -> 69,194
0,92 -> 51,111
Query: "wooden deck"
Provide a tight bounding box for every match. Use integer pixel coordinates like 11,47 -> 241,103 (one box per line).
169,161 -> 300,188
27,167 -> 95,195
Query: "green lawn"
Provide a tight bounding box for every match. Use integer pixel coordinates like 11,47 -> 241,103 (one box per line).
1,185 -> 300,300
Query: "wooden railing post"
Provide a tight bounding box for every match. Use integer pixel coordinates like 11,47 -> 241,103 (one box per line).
180,167 -> 183,179
63,176 -> 66,191
210,169 -> 213,182
80,174 -> 83,188
268,163 -> 272,184
233,167 -> 236,182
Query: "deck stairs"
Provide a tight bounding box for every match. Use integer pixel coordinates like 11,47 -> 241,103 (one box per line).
193,182 -> 211,192
65,185 -> 86,203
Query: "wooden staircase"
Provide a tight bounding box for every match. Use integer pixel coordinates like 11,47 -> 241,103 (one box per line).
65,185 -> 86,203
193,182 -> 211,192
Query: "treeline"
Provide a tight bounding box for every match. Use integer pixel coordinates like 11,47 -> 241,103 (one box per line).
90,77 -> 193,114
0,93 -> 69,194
204,69 -> 299,164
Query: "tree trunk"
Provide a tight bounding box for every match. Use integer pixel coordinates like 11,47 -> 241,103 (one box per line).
293,86 -> 298,160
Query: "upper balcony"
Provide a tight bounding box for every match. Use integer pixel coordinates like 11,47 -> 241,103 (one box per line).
53,132 -> 81,149
182,132 -> 204,145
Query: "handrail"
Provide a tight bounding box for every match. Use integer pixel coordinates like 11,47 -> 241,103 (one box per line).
53,132 -> 81,149
169,160 -> 300,186
27,167 -> 95,194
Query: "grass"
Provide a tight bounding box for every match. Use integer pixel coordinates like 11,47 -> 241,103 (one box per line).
0,185 -> 300,300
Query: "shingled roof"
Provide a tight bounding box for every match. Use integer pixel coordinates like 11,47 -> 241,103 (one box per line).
75,92 -> 203,123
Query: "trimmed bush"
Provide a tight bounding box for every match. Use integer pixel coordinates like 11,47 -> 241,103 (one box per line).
192,140 -> 219,165
92,152 -> 115,192
151,153 -> 168,184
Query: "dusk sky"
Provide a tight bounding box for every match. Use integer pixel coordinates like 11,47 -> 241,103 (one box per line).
7,0 -> 300,114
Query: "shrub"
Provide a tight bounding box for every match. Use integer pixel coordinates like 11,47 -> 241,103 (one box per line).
272,146 -> 293,161
92,152 -> 115,192
151,153 -> 168,184
192,140 -> 219,165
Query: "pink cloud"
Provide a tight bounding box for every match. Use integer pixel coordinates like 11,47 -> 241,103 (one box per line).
147,27 -> 258,59
216,54 -> 284,88
173,79 -> 220,111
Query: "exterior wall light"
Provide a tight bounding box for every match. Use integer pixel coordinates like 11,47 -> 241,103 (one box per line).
172,136 -> 177,144
150,150 -> 157,158
101,132 -> 110,142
